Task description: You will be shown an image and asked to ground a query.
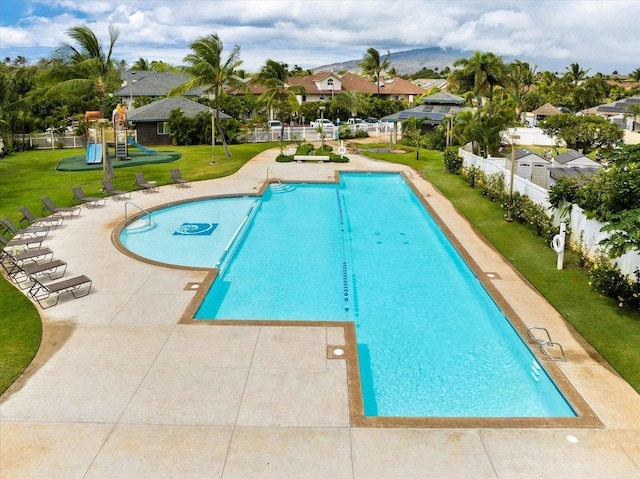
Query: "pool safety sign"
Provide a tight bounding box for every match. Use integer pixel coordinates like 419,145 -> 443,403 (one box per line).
173,223 -> 218,236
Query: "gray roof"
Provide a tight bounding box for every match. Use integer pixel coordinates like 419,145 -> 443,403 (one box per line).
113,71 -> 207,98
554,149 -> 589,164
419,91 -> 466,105
381,103 -> 469,124
127,97 -> 231,123
591,96 -> 640,115
514,148 -> 549,162
549,167 -> 601,180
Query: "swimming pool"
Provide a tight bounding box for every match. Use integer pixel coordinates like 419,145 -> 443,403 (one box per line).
120,173 -> 576,418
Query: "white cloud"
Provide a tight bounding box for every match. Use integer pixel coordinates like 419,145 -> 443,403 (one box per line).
2,1 -> 639,72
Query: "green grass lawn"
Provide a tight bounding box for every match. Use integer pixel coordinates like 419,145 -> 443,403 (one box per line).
360,144 -> 640,393
1,141 -> 639,397
0,142 -> 275,394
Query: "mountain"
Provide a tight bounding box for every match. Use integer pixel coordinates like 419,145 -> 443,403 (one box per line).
314,47 -> 468,75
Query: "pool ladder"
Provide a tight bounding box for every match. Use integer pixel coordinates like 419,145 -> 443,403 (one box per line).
266,167 -> 295,193
526,327 -> 567,362
124,201 -> 153,226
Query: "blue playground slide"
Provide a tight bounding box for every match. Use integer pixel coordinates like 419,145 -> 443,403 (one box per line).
127,137 -> 157,155
86,143 -> 103,164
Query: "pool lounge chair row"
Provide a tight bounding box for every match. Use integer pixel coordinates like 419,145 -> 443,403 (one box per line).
1,244 -> 92,309
100,169 -> 191,199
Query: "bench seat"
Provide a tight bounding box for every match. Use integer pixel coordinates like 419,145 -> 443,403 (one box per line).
294,155 -> 331,162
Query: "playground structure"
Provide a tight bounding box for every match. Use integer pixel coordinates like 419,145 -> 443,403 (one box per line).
112,104 -> 129,160
84,106 -> 156,165
85,111 -> 103,164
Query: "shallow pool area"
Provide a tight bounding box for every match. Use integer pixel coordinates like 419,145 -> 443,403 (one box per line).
120,173 -> 576,418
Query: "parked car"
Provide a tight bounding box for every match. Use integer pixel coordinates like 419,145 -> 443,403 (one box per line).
364,118 -> 380,126
267,120 -> 283,129
310,119 -> 334,129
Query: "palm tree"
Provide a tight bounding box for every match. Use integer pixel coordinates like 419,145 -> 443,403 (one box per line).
629,67 -> 640,82
49,24 -> 120,119
332,90 -> 363,119
565,62 -> 591,85
131,57 -> 150,71
450,51 -> 506,116
358,48 -> 391,98
254,60 -> 305,140
505,60 -> 537,123
168,33 -> 244,157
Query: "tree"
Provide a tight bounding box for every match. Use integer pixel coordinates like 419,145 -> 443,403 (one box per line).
449,51 -> 506,116
131,57 -> 150,71
255,60 -> 305,140
505,60 -> 537,122
48,24 -> 120,119
168,33 -> 244,157
331,90 -> 364,119
629,67 -> 640,82
358,48 -> 391,98
538,113 -> 624,154
565,62 -> 591,85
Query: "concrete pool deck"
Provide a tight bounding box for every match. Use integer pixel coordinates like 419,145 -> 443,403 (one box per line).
1,147 -> 639,478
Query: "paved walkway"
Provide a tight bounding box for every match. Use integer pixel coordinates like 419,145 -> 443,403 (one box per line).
1,148 -> 639,478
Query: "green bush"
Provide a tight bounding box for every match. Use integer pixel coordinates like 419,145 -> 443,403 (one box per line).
276,154 -> 294,162
443,147 -> 463,174
585,253 -> 640,311
296,143 -> 314,155
330,152 -> 349,163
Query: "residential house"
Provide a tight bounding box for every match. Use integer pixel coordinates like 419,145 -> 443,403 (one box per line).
583,96 -> 640,131
114,71 -> 207,109
227,72 -> 428,105
127,97 -> 231,145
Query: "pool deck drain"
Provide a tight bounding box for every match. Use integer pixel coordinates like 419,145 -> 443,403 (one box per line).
1,145 -> 639,478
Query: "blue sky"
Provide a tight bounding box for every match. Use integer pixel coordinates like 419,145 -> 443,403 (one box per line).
1,0 -> 639,74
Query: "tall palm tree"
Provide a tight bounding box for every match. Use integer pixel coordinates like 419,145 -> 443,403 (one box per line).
168,33 -> 243,157
358,48 -> 391,98
629,67 -> 640,82
565,62 -> 591,85
506,60 -> 537,123
254,60 -> 305,140
450,51 -> 506,116
49,24 -> 120,119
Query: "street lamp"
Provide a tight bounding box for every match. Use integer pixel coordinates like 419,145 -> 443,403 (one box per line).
506,133 -> 521,222
210,109 -> 216,164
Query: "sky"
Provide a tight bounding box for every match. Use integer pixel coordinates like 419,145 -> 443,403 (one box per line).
1,0 -> 639,74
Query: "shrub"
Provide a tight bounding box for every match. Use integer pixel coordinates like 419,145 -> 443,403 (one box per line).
296,143 -> 314,155
443,147 -> 463,174
276,154 -> 294,162
461,165 -> 484,188
585,253 -> 640,311
330,152 -> 349,163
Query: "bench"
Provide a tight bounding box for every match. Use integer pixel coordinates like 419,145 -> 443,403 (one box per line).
27,274 -> 92,309
293,155 -> 331,163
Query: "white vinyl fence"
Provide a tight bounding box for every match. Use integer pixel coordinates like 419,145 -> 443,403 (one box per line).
460,149 -> 640,276
244,123 -> 394,143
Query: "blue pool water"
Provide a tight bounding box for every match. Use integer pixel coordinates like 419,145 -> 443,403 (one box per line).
121,173 -> 576,418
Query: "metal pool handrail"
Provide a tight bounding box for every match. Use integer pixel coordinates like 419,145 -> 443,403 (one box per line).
124,201 -> 152,226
